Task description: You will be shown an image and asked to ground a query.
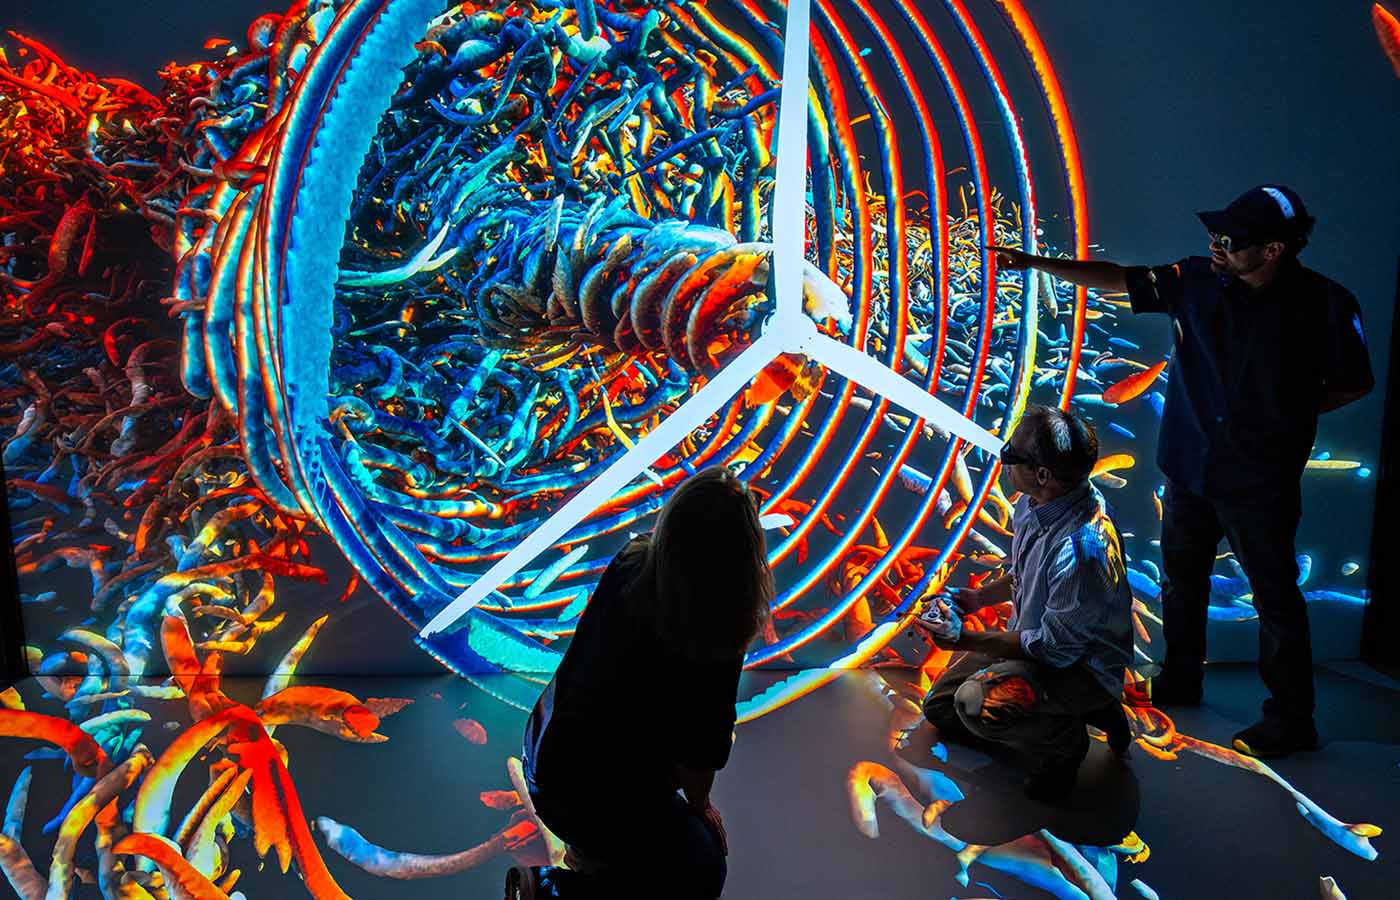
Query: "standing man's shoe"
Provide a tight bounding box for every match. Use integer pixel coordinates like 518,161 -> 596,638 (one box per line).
1231,717 -> 1319,758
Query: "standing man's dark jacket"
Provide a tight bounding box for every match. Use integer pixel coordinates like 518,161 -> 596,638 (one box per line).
1124,256 -> 1374,499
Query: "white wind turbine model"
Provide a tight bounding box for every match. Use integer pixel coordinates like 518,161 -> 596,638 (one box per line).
420,0 -> 1003,639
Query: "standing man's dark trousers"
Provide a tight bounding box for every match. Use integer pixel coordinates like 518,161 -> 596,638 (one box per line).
1159,479 -> 1315,724
921,652 -> 1118,775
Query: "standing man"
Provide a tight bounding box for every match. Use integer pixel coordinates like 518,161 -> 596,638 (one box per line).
990,185 -> 1375,758
918,405 -> 1134,804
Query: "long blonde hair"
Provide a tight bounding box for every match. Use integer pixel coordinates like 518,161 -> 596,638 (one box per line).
627,466 -> 774,661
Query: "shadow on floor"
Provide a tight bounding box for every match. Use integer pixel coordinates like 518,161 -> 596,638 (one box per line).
895,721 -> 1140,847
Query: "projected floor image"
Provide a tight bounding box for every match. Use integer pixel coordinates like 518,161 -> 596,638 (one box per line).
0,663 -> 1394,899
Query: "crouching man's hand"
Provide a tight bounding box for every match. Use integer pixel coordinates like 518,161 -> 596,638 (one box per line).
913,597 -> 964,648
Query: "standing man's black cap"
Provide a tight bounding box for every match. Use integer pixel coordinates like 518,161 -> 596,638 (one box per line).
1197,185 -> 1314,246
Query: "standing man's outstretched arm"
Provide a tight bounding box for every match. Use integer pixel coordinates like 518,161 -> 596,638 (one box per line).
988,245 -> 1129,293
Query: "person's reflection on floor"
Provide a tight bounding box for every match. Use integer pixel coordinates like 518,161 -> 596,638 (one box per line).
916,406 -> 1134,804
509,466 -> 774,899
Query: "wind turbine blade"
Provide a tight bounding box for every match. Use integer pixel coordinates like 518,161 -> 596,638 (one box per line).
771,0 -> 812,320
419,333 -> 784,635
805,333 -> 1003,454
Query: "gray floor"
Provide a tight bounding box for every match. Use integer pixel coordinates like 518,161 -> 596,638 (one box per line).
0,662 -> 1395,898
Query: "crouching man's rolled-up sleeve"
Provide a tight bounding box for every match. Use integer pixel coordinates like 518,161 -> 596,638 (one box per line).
1018,534 -> 1114,668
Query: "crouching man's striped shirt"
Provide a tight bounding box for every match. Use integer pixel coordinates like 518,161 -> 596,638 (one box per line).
1009,483 -> 1135,698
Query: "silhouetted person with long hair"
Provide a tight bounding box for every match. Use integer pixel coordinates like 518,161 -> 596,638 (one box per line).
510,466 -> 773,899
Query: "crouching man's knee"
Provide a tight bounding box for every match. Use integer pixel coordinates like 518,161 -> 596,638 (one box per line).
955,669 -> 1036,736
953,679 -> 986,722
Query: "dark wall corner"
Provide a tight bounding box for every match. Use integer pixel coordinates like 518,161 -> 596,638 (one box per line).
1362,258 -> 1400,669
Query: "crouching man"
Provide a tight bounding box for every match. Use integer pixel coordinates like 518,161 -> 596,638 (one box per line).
917,405 -> 1134,803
